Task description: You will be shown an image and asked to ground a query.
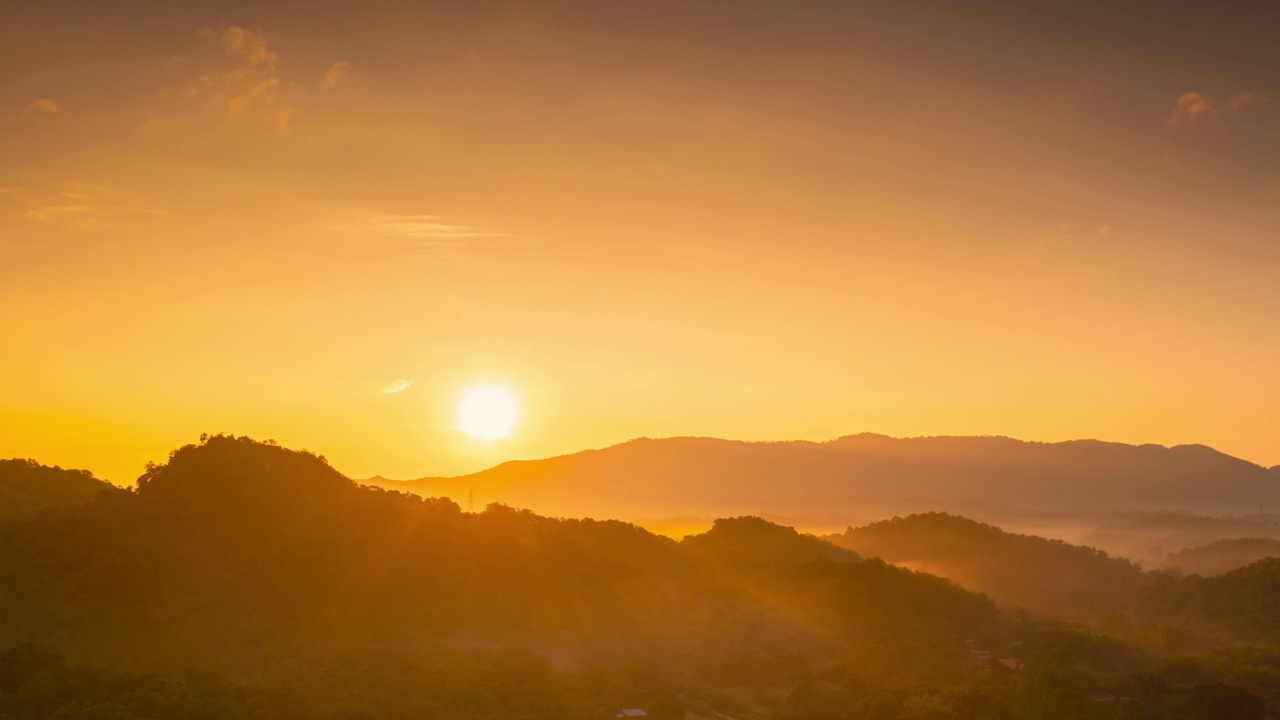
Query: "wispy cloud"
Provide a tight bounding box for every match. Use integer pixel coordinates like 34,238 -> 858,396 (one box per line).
219,26 -> 278,68
380,379 -> 413,395
25,205 -> 94,221
175,26 -> 351,128
343,213 -> 505,247
180,26 -> 294,128
1038,219 -> 1112,250
2,183 -> 171,229
20,98 -> 63,118
1168,91 -> 1269,127
321,60 -> 351,89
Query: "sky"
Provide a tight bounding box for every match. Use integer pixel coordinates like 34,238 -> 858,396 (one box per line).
2,0 -> 1279,485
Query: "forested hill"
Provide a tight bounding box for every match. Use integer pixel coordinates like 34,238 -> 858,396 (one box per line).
4,436 -> 1280,719
1138,558 -> 1280,644
0,435 -> 1006,674
829,513 -> 1151,623
367,434 -> 1280,524
0,458 -> 119,520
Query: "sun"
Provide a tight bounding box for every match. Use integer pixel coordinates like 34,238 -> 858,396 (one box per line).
456,384 -> 519,441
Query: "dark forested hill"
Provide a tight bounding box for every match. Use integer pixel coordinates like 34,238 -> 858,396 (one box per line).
0,435 -> 1005,674
3,436 -> 1278,720
828,513 -> 1151,623
0,458 -> 118,520
366,434 -> 1280,527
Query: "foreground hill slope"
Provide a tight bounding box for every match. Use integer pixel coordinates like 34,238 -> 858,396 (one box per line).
367,434 -> 1280,524
1138,558 -> 1280,644
829,513 -> 1151,622
0,458 -> 118,520
0,435 -> 1007,674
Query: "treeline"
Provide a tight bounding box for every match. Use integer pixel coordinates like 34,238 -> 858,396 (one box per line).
0,459 -> 116,521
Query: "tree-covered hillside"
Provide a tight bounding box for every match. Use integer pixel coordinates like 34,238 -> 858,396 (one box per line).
830,513 -> 1150,623
1,436 -> 1276,719
1138,558 -> 1280,645
0,459 -> 118,521
0,437 -> 1008,689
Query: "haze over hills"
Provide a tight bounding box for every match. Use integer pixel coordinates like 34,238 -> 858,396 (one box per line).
366,434 -> 1280,534
829,513 -> 1150,624
1162,538 -> 1280,578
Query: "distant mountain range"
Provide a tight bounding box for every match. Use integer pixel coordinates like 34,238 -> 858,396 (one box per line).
366,434 -> 1280,528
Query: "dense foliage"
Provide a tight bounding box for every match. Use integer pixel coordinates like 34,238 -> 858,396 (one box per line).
1138,558 -> 1280,645
1,436 -> 1277,719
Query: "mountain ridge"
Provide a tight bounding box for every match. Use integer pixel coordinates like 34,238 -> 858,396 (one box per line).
372,434 -> 1273,486
364,434 -> 1280,528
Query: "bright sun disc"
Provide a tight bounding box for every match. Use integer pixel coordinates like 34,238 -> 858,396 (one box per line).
456,384 -> 519,441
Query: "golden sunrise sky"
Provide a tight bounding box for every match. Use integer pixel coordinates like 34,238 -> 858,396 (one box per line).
2,1 -> 1278,484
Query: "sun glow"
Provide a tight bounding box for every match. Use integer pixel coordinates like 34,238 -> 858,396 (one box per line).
456,384 -> 519,441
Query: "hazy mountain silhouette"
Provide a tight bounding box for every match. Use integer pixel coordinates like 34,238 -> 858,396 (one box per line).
366,434 -> 1280,527
1162,538 -> 1280,577
1076,513 -> 1280,568
829,513 -> 1150,623
0,458 -> 118,520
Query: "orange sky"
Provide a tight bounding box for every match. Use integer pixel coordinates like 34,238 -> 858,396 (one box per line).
2,1 -> 1279,484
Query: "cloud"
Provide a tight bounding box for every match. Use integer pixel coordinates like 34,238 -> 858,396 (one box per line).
15,98 -> 63,124
175,27 -> 352,128
1037,219 -> 1112,249
1228,92 -> 1265,110
220,26 -> 278,68
185,26 -> 297,128
25,205 -> 94,221
20,98 -> 62,117
1168,91 -> 1269,127
321,60 -> 351,89
1168,92 -> 1214,127
2,183 -> 171,229
345,213 -> 505,246
380,379 -> 413,395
